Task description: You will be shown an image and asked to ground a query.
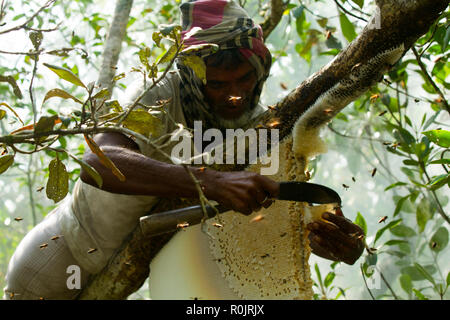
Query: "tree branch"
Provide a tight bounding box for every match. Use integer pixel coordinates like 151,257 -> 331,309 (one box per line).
411,46 -> 450,114
260,0 -> 287,40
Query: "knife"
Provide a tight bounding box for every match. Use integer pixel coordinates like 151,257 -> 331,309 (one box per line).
139,181 -> 341,237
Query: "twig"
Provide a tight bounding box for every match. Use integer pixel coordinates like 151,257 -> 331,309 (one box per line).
411,47 -> 450,114
0,0 -> 56,35
360,264 -> 376,300
29,53 -> 38,124
334,0 -> 368,23
376,267 -> 399,300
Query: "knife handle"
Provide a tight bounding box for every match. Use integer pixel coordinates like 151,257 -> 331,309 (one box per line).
139,204 -> 229,237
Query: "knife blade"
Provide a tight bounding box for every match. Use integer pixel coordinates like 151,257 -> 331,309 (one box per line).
139,181 -> 341,237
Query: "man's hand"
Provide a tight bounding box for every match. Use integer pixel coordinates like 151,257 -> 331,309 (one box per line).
307,209 -> 365,265
201,170 -> 279,216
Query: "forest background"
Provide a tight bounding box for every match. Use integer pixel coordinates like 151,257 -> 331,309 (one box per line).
0,0 -> 449,300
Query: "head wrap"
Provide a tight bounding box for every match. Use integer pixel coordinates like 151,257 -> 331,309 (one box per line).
177,0 -> 272,130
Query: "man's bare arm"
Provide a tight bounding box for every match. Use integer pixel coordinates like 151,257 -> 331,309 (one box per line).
80,132 -> 279,215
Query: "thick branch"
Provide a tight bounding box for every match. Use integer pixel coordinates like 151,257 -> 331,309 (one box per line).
78,0 -> 448,300
260,0 -> 287,40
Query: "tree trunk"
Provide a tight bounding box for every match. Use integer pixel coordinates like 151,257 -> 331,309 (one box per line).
96,0 -> 133,104
78,0 -> 449,299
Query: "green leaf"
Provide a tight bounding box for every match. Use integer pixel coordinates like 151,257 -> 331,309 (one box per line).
181,55 -> 207,85
402,265 -> 436,281
314,263 -> 323,286
339,14 -> 357,42
412,288 -> 428,300
0,154 -> 14,174
399,274 -> 412,294
390,224 -> 416,238
374,219 -> 402,245
427,173 -> 450,190
422,130 -> 450,148
416,197 -> 433,233
429,159 -> 450,165
429,227 -> 449,252
46,158 -> 69,203
152,31 -> 162,47
121,110 -> 163,138
92,88 -> 109,100
354,212 -> 367,235
324,272 -> 336,288
68,153 -> 103,189
43,88 -> 83,105
43,63 -> 86,88
383,239 -> 409,247
414,263 -> 435,286
157,44 -> 178,65
34,115 -> 59,134
350,0 -> 364,8
446,272 -> 450,287
384,181 -> 407,191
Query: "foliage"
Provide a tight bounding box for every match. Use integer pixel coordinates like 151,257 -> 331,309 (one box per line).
0,0 -> 448,300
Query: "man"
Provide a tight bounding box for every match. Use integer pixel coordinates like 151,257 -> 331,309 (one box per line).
4,0 -> 363,300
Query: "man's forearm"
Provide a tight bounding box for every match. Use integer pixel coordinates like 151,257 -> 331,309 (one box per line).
81,145 -> 206,198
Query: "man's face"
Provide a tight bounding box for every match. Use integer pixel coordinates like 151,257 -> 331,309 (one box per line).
202,58 -> 258,123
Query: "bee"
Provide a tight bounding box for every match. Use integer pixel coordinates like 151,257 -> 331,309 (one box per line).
357,235 -> 365,240
378,216 -> 388,223
342,184 -> 349,190
228,96 -> 242,105
431,242 -> 437,249
351,62 -> 362,72
383,142 -> 391,146
177,222 -> 189,229
261,253 -> 270,258
39,243 -> 48,249
212,222 -> 223,228
325,30 -> 332,40
352,177 -> 356,182
36,186 -> 44,192
435,97 -> 443,104
391,142 -> 400,149
1,149 -> 7,156
267,119 -> 281,128
371,168 -> 377,177
250,214 -> 265,223
14,217 -> 23,222
124,260 -> 132,266
370,94 -> 380,103
280,82 -> 288,90
378,110 -> 387,116
87,248 -> 97,254
267,105 -> 277,111
51,235 -> 61,241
